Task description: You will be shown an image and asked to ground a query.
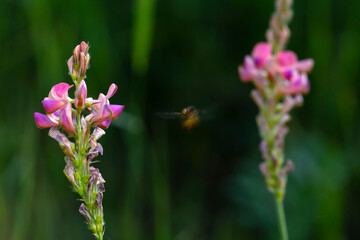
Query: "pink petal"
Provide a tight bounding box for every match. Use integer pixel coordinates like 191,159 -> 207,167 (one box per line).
73,45 -> 81,59
238,66 -> 253,82
282,69 -> 293,80
296,59 -> 314,73
42,99 -> 67,114
59,103 -> 76,133
91,104 -> 113,124
252,42 -> 272,68
277,51 -> 298,68
75,80 -> 87,109
282,72 -> 310,95
93,93 -> 108,110
80,41 -> 88,53
97,119 -> 112,129
53,110 -> 60,117
79,53 -> 86,77
106,84 -> 118,99
67,56 -> 74,74
34,112 -> 58,128
49,83 -> 73,100
300,74 -> 310,94
109,105 -> 124,119
239,56 -> 257,82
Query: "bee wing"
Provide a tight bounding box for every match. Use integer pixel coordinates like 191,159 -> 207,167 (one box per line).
199,103 -> 222,121
155,112 -> 182,120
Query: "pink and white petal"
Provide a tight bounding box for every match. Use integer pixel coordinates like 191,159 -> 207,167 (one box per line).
300,74 -> 310,94
92,127 -> 106,140
34,112 -> 58,128
42,99 -> 67,114
75,80 -> 87,109
67,56 -> 74,73
296,59 -> 314,73
59,103 -> 76,133
244,56 -> 256,69
73,45 -> 81,60
49,83 -> 73,99
106,84 -> 118,99
103,104 -> 113,119
91,104 -> 113,124
80,41 -> 88,53
283,76 -> 302,94
109,105 -> 124,119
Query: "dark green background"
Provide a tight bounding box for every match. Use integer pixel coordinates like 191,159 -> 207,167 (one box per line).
1,0 -> 359,239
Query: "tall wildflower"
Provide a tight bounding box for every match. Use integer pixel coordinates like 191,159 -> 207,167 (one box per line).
34,41 -> 124,240
238,0 -> 313,239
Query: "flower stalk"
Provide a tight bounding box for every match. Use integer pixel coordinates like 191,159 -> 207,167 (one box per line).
35,41 -> 124,240
238,0 -> 314,238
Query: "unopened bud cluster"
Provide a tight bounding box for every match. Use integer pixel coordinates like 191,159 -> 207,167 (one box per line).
238,0 -> 314,201
34,41 -> 124,240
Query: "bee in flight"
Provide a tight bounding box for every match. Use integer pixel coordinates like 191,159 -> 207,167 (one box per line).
156,105 -> 201,130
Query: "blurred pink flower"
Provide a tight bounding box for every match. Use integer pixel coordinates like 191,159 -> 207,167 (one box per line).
281,71 -> 310,94
252,42 -> 272,68
277,51 -> 314,80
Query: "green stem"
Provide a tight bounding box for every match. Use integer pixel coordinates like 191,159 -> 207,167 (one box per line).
275,198 -> 289,240
75,109 -> 104,240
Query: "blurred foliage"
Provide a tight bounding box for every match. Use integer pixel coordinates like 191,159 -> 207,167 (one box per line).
0,0 -> 360,239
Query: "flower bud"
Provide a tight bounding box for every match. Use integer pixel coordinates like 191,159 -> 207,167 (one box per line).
75,80 -> 87,110
64,157 -> 76,185
79,203 -> 92,223
49,127 -> 76,159
67,41 -> 90,80
92,127 -> 106,140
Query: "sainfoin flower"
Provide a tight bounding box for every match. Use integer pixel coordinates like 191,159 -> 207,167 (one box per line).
239,42 -> 313,95
34,41 -> 124,240
238,0 -> 314,238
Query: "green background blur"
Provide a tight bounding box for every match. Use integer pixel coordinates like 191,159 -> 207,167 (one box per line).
1,0 -> 360,239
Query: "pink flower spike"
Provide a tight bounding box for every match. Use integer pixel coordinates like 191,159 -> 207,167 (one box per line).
97,119 -> 112,129
277,51 -> 298,68
59,103 -> 76,133
252,42 -> 272,68
34,112 -> 58,128
42,99 -> 67,114
106,84 -> 118,99
48,83 -> 73,100
75,80 -> 87,110
109,105 -> 124,119
296,59 -> 314,73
